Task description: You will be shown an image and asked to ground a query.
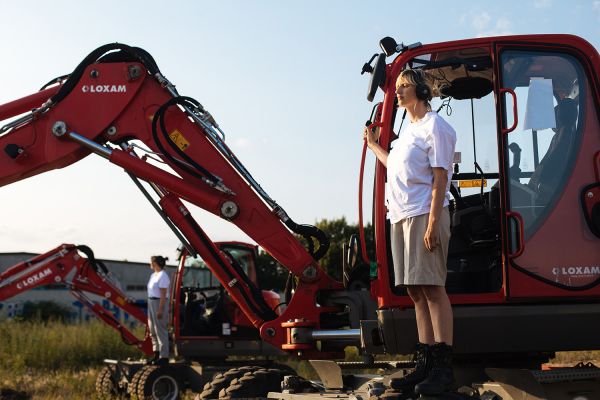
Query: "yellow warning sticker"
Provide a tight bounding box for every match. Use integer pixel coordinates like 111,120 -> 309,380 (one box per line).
458,179 -> 487,188
169,129 -> 190,151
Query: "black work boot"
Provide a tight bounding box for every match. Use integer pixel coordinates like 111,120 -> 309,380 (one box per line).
389,342 -> 431,391
146,351 -> 159,365
155,357 -> 169,366
414,342 -> 455,396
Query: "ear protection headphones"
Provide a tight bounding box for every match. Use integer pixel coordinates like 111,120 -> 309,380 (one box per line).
413,69 -> 432,101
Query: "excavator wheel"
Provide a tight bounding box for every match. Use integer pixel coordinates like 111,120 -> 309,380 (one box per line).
129,366 -> 147,399
199,366 -> 261,399
218,368 -> 289,399
133,365 -> 183,400
95,365 -> 121,399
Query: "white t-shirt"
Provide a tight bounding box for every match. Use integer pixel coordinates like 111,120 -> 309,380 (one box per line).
386,111 -> 456,223
147,270 -> 171,298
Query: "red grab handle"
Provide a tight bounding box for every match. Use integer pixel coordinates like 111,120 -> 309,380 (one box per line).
500,88 -> 518,134
506,211 -> 525,258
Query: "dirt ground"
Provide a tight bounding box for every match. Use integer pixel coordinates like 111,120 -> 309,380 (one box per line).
0,353 -> 598,399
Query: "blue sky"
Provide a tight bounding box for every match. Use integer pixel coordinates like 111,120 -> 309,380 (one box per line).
0,1 -> 599,262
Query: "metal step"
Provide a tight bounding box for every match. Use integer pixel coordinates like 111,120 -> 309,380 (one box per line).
533,366 -> 600,383
337,360 -> 415,369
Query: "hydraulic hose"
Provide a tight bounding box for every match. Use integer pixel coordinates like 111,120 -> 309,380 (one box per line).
55,44 -> 330,268
183,213 -> 277,321
50,43 -> 162,105
39,74 -> 70,91
221,248 -> 278,320
283,219 -> 330,261
151,96 -> 220,185
76,245 -> 109,274
153,96 -> 330,261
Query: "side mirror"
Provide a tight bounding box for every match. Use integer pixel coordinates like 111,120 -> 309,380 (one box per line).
367,53 -> 386,102
379,36 -> 398,57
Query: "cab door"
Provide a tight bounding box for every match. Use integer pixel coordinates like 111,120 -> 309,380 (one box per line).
496,40 -> 600,298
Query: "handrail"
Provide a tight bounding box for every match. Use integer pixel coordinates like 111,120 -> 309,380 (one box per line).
358,140 -> 371,264
358,114 -> 383,264
358,101 -> 384,265
506,211 -> 525,258
500,88 -> 518,134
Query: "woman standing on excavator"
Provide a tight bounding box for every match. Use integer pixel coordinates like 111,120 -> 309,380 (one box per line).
363,68 -> 456,396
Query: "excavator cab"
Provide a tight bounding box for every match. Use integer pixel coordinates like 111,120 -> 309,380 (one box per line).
362,34 -> 600,356
173,241 -> 283,358
177,247 -> 226,337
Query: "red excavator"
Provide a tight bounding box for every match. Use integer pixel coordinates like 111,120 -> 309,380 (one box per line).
0,33 -> 598,399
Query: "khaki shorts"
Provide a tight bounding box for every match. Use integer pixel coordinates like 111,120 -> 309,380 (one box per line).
391,207 -> 450,286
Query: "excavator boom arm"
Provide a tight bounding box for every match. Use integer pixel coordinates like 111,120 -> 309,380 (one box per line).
0,44 -> 342,356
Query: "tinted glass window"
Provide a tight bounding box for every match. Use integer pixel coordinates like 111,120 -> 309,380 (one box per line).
501,50 -> 583,237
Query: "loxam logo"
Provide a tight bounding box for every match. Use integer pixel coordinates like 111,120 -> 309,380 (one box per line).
16,268 -> 53,290
552,266 -> 600,277
81,84 -> 126,93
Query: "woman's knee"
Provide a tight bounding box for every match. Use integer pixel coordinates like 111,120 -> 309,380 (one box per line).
407,286 -> 426,303
421,285 -> 446,302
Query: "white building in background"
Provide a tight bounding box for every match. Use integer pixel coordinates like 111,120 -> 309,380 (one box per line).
0,251 -> 176,323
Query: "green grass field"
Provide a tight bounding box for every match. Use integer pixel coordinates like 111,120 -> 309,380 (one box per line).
0,319 -> 597,399
0,319 -> 141,371
0,319 -> 141,399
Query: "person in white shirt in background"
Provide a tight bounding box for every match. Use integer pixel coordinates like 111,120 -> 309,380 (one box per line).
363,68 -> 457,396
147,255 -> 171,365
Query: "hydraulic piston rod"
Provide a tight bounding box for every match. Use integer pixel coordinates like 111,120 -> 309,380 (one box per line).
68,132 -> 112,158
311,329 -> 361,341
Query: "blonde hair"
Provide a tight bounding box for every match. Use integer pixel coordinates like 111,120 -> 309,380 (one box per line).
397,69 -> 445,110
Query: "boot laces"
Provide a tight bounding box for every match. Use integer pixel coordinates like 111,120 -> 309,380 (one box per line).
413,349 -> 424,362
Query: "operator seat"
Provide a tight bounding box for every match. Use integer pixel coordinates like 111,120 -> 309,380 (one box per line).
528,98 -> 578,204
181,289 -> 224,336
447,187 -> 501,294
449,183 -> 499,254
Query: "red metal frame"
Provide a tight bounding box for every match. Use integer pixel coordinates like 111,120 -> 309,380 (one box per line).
0,87 -> 59,122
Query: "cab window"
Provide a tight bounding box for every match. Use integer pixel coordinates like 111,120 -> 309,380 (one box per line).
500,50 -> 583,238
